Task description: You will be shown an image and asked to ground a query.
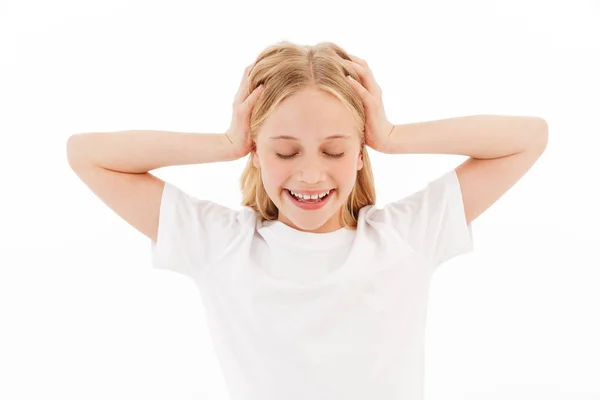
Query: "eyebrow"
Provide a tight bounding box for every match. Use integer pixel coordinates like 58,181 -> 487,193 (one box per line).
269,134 -> 351,141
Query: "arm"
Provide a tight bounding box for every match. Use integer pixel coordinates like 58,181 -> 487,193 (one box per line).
386,115 -> 549,224
66,130 -> 240,242
386,115 -> 548,159
67,130 -> 240,173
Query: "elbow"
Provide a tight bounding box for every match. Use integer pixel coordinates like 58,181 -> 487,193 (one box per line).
532,117 -> 549,151
66,135 -> 80,163
66,134 -> 90,168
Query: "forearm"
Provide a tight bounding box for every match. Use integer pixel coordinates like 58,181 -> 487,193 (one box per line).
385,115 -> 548,159
66,130 -> 238,173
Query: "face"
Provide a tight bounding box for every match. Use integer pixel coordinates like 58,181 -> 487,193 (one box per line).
252,86 -> 364,233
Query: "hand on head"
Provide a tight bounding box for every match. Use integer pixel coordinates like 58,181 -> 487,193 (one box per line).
225,63 -> 265,159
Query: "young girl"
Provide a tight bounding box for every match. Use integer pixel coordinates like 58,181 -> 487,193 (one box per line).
67,41 -> 548,400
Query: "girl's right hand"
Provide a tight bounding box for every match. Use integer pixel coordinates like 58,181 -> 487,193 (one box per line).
225,63 -> 265,159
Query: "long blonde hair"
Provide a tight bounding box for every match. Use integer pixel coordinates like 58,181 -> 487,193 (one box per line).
239,41 -> 376,230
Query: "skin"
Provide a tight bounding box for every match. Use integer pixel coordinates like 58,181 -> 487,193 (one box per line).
252,86 -> 364,233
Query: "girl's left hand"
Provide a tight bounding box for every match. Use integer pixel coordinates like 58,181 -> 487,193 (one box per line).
343,55 -> 395,153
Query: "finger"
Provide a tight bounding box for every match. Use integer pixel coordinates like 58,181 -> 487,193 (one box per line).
348,54 -> 368,68
234,64 -> 254,105
241,63 -> 253,82
242,84 -> 264,109
344,59 -> 381,97
346,75 -> 373,106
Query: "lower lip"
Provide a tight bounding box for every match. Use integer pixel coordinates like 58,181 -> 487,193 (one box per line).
284,189 -> 335,210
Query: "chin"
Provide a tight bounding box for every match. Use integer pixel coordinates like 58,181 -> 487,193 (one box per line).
290,219 -> 328,232
285,207 -> 341,231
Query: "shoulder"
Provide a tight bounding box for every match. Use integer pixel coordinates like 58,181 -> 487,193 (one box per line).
152,183 -> 257,277
364,169 -> 459,225
360,170 -> 473,267
162,181 -> 256,227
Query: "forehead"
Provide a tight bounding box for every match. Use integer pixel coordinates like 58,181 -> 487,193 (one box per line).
260,87 -> 358,142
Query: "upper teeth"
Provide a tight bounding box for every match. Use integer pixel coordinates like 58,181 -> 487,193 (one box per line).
290,190 -> 331,200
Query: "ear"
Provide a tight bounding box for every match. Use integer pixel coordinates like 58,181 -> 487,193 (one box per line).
357,149 -> 364,171
252,151 -> 261,169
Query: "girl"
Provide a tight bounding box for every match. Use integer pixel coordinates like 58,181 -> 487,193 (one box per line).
67,41 -> 548,400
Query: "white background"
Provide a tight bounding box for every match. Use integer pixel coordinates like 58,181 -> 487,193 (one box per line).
1,0 -> 599,399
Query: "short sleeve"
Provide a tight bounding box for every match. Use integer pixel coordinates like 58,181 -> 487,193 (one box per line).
150,181 -> 249,280
378,169 -> 474,268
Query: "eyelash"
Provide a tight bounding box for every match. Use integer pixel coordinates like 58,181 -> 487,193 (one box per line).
276,153 -> 345,160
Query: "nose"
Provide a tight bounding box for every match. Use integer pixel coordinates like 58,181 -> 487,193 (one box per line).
295,154 -> 328,184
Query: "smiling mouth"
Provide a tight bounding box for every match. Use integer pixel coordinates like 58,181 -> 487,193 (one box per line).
284,188 -> 335,203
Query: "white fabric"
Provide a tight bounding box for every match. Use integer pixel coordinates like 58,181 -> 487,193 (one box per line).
150,169 -> 473,400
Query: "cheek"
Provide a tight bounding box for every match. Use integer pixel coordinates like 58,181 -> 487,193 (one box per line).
260,160 -> 289,189
336,159 -> 360,182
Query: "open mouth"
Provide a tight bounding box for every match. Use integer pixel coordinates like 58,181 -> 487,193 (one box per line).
284,189 -> 335,209
285,189 -> 333,203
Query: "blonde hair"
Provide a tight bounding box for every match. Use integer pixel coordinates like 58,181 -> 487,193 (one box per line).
239,41 -> 376,230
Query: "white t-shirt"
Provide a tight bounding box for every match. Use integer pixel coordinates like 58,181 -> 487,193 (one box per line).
150,169 -> 473,400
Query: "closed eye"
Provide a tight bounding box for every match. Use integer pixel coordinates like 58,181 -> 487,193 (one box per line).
276,153 -> 345,160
